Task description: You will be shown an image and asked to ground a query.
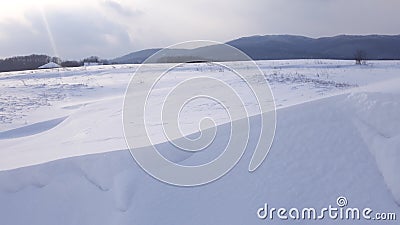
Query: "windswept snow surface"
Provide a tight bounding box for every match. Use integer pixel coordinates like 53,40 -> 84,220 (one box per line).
0,60 -> 399,224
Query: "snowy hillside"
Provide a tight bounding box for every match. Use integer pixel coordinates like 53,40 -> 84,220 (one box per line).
0,60 -> 399,224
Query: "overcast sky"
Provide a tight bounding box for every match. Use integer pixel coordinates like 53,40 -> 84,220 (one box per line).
0,0 -> 399,60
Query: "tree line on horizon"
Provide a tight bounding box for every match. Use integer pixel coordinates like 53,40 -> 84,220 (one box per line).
0,49 -> 370,73
0,55 -> 111,73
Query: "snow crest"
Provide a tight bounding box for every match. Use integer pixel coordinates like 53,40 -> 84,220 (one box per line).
346,91 -> 400,205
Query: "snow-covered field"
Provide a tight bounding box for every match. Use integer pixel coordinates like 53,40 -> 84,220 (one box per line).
0,60 -> 399,224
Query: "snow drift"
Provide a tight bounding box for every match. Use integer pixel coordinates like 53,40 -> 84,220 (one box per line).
0,60 -> 399,224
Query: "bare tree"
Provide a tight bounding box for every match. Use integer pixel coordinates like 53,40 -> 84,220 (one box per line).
354,50 -> 367,65
83,56 -> 100,63
51,57 -> 62,64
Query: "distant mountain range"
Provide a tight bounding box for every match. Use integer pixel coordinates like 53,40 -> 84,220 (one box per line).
111,34 -> 400,64
111,49 -> 162,64
2,34 -> 400,73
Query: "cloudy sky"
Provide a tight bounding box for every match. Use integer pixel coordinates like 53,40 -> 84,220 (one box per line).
0,0 -> 399,60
